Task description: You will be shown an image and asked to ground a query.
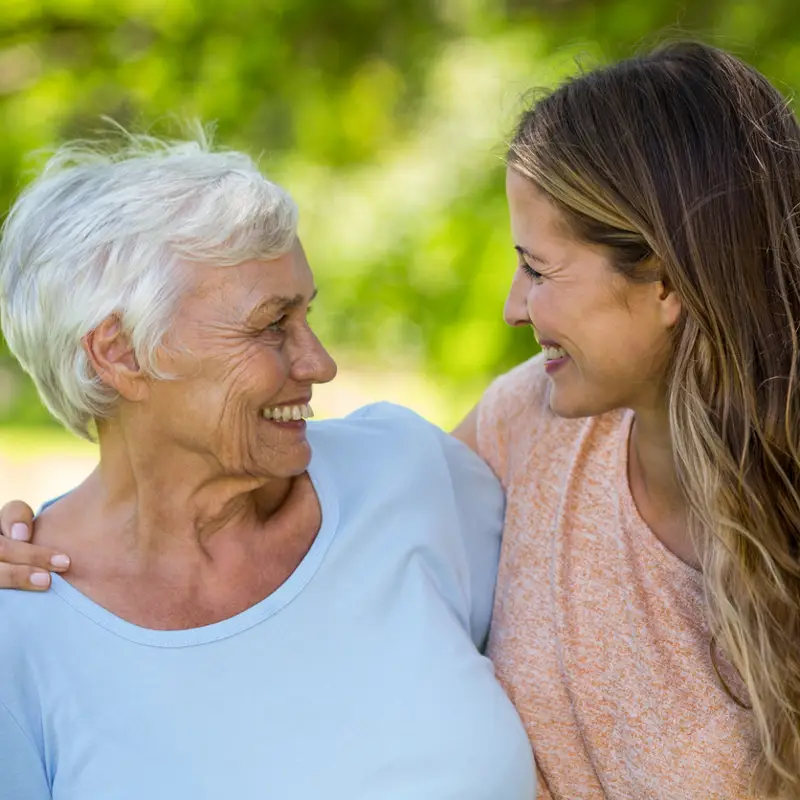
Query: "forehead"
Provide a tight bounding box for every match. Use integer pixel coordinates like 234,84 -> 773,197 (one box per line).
189,244 -> 314,312
505,168 -> 618,283
505,168 -> 571,243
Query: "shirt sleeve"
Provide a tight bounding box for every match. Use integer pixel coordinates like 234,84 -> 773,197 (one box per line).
344,401 -> 506,652
0,701 -> 51,799
433,428 -> 505,653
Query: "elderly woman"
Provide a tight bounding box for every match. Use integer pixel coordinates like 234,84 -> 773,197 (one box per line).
0,137 -> 535,798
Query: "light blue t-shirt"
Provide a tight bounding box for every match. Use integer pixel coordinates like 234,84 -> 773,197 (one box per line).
0,403 -> 535,799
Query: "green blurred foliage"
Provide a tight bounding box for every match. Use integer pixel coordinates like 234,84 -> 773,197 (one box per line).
1,0 -> 799,425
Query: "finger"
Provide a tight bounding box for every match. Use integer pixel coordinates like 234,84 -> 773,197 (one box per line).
0,501 -> 36,541
0,536 -> 70,573
0,564 -> 52,591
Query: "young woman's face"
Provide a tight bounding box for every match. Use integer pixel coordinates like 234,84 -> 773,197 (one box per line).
504,168 -> 680,418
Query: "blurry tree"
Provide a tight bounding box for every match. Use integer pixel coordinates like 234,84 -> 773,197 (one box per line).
0,0 -> 798,426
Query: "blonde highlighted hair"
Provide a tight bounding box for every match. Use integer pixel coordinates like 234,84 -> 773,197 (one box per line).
509,41 -> 800,796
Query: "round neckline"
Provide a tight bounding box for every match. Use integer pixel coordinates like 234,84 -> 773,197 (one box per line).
616,409 -> 702,586
48,450 -> 340,648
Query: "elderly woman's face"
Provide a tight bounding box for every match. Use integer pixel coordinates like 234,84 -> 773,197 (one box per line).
148,242 -> 337,479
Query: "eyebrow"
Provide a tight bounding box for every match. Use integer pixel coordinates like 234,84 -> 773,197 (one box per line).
248,288 -> 318,321
514,245 -> 547,264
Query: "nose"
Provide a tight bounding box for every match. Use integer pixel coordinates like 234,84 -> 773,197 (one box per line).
503,269 -> 532,328
290,326 -> 338,385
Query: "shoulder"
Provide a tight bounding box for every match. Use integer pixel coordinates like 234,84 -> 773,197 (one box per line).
308,402 -> 457,468
0,589 -> 64,667
0,587 -> 56,635
312,401 -> 499,481
308,401 -> 426,441
476,354 -> 615,488
309,402 -> 500,506
0,590 -> 62,750
308,402 -> 503,544
476,354 -> 553,457
310,405 -> 504,650
476,354 -> 566,486
480,352 -> 551,423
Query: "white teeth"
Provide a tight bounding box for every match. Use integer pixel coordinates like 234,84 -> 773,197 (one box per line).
543,345 -> 567,361
262,403 -> 313,422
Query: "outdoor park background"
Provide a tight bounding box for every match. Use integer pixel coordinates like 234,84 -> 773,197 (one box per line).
0,0 -> 798,507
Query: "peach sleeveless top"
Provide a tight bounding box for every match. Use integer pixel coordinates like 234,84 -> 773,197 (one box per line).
477,354 -> 757,799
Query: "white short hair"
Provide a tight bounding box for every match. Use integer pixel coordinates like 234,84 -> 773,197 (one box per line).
0,129 -> 298,440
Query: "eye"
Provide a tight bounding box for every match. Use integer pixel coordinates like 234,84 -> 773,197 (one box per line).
266,315 -> 288,333
519,261 -> 544,282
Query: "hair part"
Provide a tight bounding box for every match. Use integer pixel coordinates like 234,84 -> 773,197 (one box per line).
510,40 -> 800,797
0,127 -> 298,440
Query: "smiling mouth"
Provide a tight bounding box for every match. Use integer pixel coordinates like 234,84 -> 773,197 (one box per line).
542,345 -> 567,361
262,403 -> 314,422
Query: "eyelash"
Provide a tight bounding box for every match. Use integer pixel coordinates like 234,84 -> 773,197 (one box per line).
265,306 -> 313,334
519,261 -> 544,281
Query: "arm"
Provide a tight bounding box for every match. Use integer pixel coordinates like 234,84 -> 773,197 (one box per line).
435,428 -> 505,653
0,501 -> 71,590
0,702 -> 51,799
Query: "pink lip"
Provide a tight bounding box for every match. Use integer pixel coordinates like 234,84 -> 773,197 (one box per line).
543,356 -> 568,374
263,417 -> 308,432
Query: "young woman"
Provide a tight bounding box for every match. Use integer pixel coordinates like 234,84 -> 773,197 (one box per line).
4,41 -> 800,798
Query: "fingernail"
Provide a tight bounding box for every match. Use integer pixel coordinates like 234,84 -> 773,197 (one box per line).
10,523 -> 29,541
50,554 -> 70,569
30,572 -> 50,588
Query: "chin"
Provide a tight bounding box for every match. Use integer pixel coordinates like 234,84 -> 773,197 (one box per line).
253,442 -> 313,479
284,443 -> 314,476
547,386 -> 614,420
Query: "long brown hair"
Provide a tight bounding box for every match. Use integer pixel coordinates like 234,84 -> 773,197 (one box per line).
509,41 -> 800,797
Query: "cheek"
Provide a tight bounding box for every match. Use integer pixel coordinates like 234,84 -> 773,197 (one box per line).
526,285 -> 548,321
170,343 -> 285,424
220,345 -> 288,402
528,285 -> 569,334
588,312 -> 668,380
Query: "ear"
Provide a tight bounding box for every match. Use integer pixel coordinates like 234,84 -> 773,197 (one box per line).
657,279 -> 682,329
82,316 -> 148,402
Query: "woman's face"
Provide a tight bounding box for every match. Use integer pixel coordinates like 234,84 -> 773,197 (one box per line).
504,168 -> 679,418
144,241 -> 337,479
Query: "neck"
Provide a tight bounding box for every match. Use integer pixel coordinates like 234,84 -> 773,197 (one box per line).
90,421 -> 296,558
628,402 -> 697,567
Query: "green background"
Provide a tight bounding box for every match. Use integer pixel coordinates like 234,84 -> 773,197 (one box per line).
0,0 -> 796,432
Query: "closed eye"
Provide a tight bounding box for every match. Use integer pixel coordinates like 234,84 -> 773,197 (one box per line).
266,315 -> 288,333
266,305 -> 314,334
519,261 -> 543,281
514,245 -> 546,281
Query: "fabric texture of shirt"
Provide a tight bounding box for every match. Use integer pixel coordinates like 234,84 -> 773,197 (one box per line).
0,402 -> 535,800
477,353 -> 757,800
